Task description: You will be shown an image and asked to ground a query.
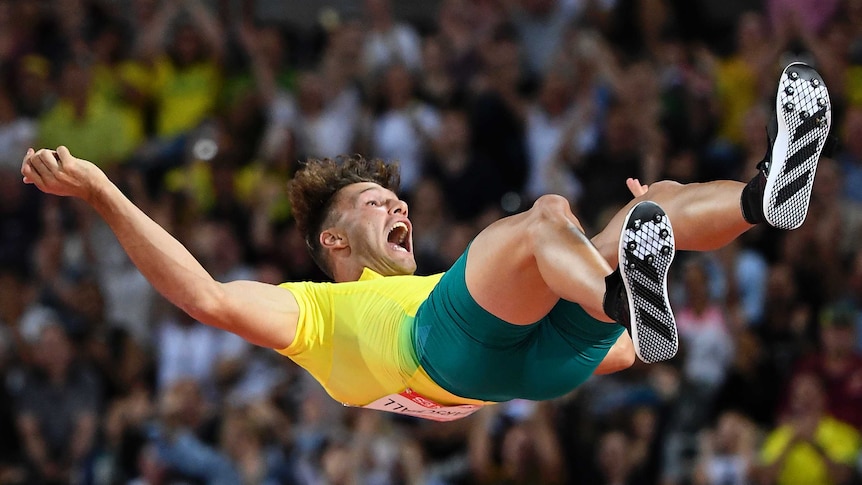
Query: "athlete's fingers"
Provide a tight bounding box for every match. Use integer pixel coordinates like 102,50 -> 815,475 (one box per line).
21,148 -> 35,183
55,146 -> 76,172
626,178 -> 649,198
26,151 -> 47,178
21,159 -> 44,187
56,145 -> 72,161
33,148 -> 61,176
36,148 -> 60,176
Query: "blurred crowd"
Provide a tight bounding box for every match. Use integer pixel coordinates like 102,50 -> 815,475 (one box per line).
2,0 -> 862,484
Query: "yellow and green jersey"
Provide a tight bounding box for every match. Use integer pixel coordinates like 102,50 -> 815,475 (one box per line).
276,268 -> 487,407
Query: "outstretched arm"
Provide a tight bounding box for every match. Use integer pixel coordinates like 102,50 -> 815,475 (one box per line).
21,147 -> 298,349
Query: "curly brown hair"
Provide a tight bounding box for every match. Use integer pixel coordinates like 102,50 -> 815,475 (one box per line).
288,155 -> 401,278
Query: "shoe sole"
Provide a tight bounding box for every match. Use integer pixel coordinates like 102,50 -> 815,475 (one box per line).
619,201 -> 677,363
764,62 -> 831,230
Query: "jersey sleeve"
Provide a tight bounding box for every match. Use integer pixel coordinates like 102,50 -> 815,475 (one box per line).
274,281 -> 333,358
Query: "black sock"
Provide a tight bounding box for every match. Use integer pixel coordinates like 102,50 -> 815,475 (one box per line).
740,174 -> 765,225
602,268 -> 628,327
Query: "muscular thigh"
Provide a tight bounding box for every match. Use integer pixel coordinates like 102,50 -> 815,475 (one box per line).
465,212 -> 558,324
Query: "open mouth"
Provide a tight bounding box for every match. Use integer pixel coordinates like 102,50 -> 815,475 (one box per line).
387,222 -> 411,252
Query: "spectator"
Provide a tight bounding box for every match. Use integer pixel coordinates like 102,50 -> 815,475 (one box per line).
4,2 -> 862,484
15,323 -> 101,484
469,402 -> 564,484
11,55 -> 55,119
575,97 -> 650,230
505,0 -> 582,78
0,86 -> 36,172
788,303 -> 862,431
291,69 -> 362,160
235,21 -> 298,167
754,264 -> 813,385
90,386 -> 154,483
362,0 -> 423,75
754,372 -> 860,485
625,405 -> 664,485
523,66 -> 583,203
88,19 -> 152,153
417,35 -> 459,108
704,11 -> 786,150
712,237 -> 770,327
434,0 -> 492,90
367,63 -> 441,196
38,60 -> 135,168
136,0 -> 224,173
692,411 -> 759,485
219,401 -> 292,485
425,106 -> 506,221
675,257 -> 736,394
593,429 -> 640,485
711,329 -> 784,428
147,379 -> 242,484
469,26 -> 530,204
154,305 -> 251,402
661,257 -> 737,485
27,208 -> 105,341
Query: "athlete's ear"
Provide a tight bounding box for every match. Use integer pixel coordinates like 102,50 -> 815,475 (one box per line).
320,228 -> 348,250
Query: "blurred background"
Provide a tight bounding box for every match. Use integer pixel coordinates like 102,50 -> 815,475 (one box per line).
2,0 -> 862,484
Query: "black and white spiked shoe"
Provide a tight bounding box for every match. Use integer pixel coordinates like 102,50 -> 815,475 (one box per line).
604,201 -> 677,363
746,62 -> 832,230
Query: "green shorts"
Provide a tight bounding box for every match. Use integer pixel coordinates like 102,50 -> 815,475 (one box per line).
413,246 -> 624,402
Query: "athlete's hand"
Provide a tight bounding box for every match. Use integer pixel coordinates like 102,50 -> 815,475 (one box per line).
626,177 -> 649,198
21,146 -> 106,202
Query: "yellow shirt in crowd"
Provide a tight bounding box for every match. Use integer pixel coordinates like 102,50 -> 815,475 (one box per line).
760,416 -> 861,485
152,56 -> 221,138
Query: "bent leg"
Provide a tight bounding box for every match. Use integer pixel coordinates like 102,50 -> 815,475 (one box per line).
416,247 -> 629,401
591,180 -> 753,267
465,194 -> 615,324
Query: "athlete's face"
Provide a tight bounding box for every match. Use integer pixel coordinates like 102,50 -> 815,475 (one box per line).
327,182 -> 416,277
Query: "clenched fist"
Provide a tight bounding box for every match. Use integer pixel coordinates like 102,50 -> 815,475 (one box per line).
21,146 -> 107,202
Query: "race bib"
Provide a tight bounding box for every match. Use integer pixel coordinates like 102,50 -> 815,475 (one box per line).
358,389 -> 482,422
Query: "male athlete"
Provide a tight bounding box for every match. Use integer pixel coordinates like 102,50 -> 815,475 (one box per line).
21,63 -> 831,421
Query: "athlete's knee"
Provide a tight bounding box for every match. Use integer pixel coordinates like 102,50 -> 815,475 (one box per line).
526,195 -> 585,241
643,180 -> 684,202
530,195 -> 581,223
